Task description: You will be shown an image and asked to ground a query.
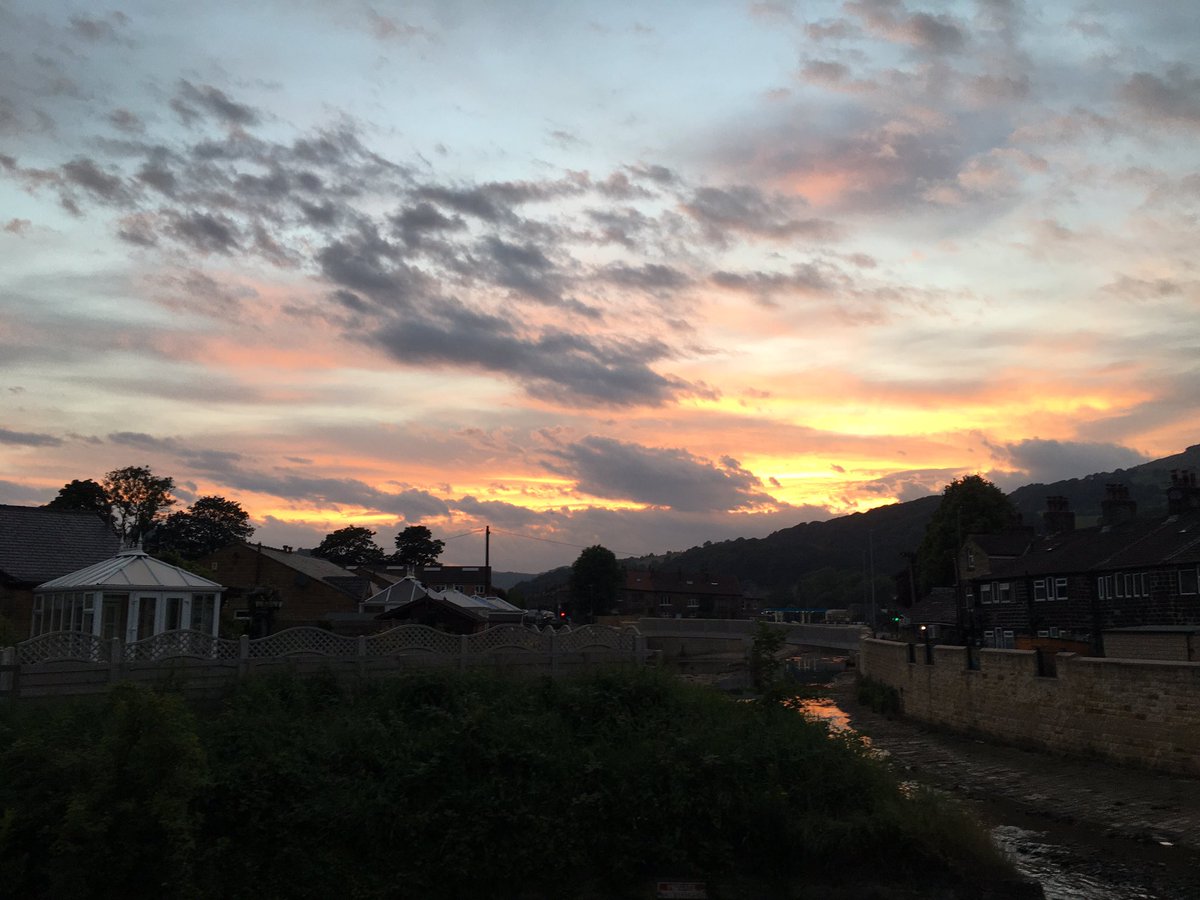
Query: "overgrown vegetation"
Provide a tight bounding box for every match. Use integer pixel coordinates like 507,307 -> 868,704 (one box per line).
856,674 -> 903,716
0,669 -> 1009,898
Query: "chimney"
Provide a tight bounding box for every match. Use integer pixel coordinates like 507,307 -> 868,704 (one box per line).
1043,495 -> 1075,534
1100,483 -> 1137,527
1167,469 -> 1200,515
282,545 -> 292,554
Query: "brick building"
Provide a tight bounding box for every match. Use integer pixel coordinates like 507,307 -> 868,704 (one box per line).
618,569 -> 749,619
200,542 -> 368,632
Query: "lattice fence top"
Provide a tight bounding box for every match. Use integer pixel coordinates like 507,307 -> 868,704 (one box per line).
11,622 -> 642,665
558,625 -> 636,653
249,627 -> 359,658
17,631 -> 110,665
125,630 -> 239,662
466,624 -> 550,654
367,624 -> 460,656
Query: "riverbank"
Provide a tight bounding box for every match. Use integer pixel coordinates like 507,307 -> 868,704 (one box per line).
826,672 -> 1200,899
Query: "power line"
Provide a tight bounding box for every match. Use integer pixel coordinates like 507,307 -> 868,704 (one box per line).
442,528 -> 485,542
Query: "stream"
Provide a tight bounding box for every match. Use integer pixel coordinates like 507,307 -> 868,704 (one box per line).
792,688 -> 1200,899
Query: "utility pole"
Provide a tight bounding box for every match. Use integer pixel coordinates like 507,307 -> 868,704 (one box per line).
484,525 -> 491,595
868,530 -> 877,635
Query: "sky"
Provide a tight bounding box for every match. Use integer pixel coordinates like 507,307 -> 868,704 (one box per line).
1,1 -> 1197,573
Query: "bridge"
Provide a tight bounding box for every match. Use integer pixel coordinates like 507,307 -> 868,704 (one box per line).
634,618 -> 867,653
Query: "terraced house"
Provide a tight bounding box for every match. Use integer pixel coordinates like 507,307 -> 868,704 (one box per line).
969,475 -> 1200,656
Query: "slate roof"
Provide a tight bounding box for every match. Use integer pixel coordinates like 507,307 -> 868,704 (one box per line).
623,569 -> 742,596
0,504 -> 121,585
980,509 -> 1200,580
908,586 -> 958,625
234,543 -> 368,599
37,549 -> 224,592
968,529 -> 1035,557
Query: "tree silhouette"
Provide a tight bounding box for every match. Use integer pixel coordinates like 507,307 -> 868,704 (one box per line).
569,545 -> 623,622
103,466 -> 176,545
313,526 -> 386,566
916,475 -> 1015,593
153,496 -> 254,559
45,479 -> 112,518
392,525 -> 444,566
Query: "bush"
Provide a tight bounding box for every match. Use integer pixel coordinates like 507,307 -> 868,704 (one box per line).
0,669 -> 1009,898
856,674 -> 902,716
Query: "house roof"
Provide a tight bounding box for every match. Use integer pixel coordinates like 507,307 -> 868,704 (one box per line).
0,504 -> 122,585
623,569 -> 742,596
231,543 -> 367,599
364,576 -> 429,607
979,509 -> 1200,580
37,548 -> 224,592
908,586 -> 958,625
967,529 -> 1034,557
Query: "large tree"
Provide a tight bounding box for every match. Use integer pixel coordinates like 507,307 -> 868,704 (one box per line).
569,544 -> 623,622
45,479 -> 112,518
313,526 -> 386,566
152,496 -> 254,559
916,474 -> 1016,593
103,466 -> 176,545
392,525 -> 444,567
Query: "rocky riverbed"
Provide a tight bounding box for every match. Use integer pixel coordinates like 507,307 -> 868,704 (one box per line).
821,672 -> 1200,900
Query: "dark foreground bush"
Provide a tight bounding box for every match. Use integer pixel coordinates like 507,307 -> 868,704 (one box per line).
0,669 -> 1012,898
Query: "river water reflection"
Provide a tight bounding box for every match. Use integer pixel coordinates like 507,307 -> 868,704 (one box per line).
792,691 -> 1196,900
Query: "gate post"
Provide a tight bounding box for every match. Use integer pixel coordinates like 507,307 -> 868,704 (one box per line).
109,638 -> 123,683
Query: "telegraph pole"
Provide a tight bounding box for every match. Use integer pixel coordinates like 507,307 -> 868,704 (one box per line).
484,525 -> 491,595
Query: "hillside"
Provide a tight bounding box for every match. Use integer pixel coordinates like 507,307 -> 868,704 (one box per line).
516,443 -> 1200,604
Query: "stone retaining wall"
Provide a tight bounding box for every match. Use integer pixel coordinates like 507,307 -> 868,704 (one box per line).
860,638 -> 1200,776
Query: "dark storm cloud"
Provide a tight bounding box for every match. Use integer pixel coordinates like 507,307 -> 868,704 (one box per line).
599,263 -> 690,292
985,439 -> 1149,485
681,185 -> 839,243
172,80 -> 261,127
68,13 -> 128,44
392,201 -> 465,246
1120,66 -> 1200,128
0,426 -> 62,447
710,264 -> 836,298
372,307 -> 689,407
61,157 -> 131,203
544,436 -> 774,512
166,210 -> 240,254
317,226 -> 428,309
451,495 -> 544,528
417,176 -> 585,223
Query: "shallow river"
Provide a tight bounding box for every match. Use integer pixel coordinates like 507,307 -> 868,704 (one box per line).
794,694 -> 1200,900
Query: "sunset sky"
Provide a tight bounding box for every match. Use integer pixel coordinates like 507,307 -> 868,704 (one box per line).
2,1 -> 1197,573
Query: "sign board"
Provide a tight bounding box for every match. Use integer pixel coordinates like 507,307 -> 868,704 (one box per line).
655,882 -> 707,899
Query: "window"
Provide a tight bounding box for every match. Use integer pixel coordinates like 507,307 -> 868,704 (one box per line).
980,584 -> 993,605
190,594 -> 216,633
983,629 -> 995,646
686,598 -> 700,608
1049,627 -> 1059,638
1003,630 -> 1015,649
1054,577 -> 1068,600
1115,576 -> 1126,599
967,549 -> 976,572
1181,568 -> 1198,595
997,582 -> 1012,604
1034,579 -> 1047,601
165,597 -> 184,631
1037,630 -> 1049,637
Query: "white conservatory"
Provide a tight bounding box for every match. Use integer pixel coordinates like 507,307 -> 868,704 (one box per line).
32,548 -> 225,641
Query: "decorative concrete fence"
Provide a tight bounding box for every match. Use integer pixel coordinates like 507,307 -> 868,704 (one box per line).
0,624 -> 647,699
859,638 -> 1200,777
